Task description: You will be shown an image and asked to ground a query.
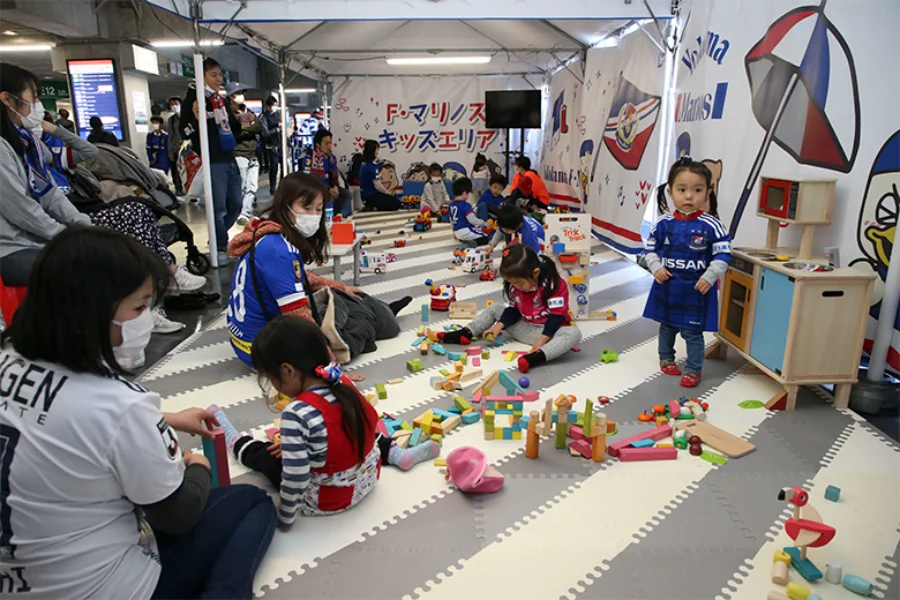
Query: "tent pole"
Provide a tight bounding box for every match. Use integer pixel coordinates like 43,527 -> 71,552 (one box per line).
191,9 -> 218,268
323,76 -> 332,130
278,56 -> 289,178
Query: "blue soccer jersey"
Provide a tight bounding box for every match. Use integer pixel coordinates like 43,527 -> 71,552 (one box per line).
642,211 -> 731,331
227,233 -> 309,367
449,200 -> 479,234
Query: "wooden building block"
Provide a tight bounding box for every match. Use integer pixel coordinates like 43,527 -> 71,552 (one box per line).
375,383 -> 387,400
504,351 -> 518,362
568,439 -> 593,459
472,357 -> 481,367
466,346 -> 483,356
525,411 -> 540,459
387,378 -> 404,385
460,367 -> 483,383
440,415 -> 462,434
462,412 -> 480,425
631,438 -> 655,448
406,359 -> 424,372
449,302 -> 477,319
432,344 -> 447,356
568,425 -> 587,442
454,395 -> 473,412
471,390 -> 483,404
608,425 -> 673,458
482,350 -> 490,359
434,458 -> 447,467
420,341 -> 429,355
409,429 -> 423,447
591,431 -> 607,462
582,398 -> 594,441
411,336 -> 427,347
555,421 -> 568,449
473,370 -> 500,395
213,429 -> 230,486
675,421 -> 755,458
617,446 -> 678,462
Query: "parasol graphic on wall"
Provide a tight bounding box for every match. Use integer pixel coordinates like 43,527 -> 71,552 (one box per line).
729,0 -> 860,237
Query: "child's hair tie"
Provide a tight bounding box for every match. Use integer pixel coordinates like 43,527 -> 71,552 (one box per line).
677,155 -> 692,165
502,248 -> 511,258
314,361 -> 342,384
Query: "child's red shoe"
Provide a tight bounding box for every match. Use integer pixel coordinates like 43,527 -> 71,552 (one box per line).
660,361 -> 682,376
680,372 -> 701,388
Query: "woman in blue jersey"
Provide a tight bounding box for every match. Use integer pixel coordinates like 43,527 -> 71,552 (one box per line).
642,158 -> 731,388
225,173 -> 410,379
358,140 -> 401,211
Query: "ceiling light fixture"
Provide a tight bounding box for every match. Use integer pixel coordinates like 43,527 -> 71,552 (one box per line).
386,56 -> 491,66
150,40 -> 225,48
2,30 -> 17,36
0,44 -> 54,52
283,88 -> 316,94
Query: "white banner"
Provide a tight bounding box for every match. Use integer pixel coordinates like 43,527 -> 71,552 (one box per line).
580,31 -> 666,254
338,76 -> 535,194
538,67 -> 583,209
675,0 -> 900,373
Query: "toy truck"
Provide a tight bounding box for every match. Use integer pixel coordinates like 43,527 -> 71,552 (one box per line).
461,247 -> 493,273
359,251 -> 388,274
413,215 -> 433,232
438,203 -> 452,223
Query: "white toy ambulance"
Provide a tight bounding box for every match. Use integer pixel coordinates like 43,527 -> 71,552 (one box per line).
460,247 -> 493,273
359,251 -> 388,274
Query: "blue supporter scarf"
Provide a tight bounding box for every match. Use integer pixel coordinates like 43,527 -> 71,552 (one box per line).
17,126 -> 54,199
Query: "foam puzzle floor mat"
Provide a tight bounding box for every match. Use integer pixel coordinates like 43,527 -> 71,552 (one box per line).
141,212 -> 900,600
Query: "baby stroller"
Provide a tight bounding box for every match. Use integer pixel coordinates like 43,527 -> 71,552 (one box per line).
70,144 -> 211,275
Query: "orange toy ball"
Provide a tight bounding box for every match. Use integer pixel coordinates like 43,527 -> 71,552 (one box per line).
652,405 -> 666,415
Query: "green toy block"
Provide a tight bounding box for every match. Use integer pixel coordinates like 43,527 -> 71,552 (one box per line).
482,350 -> 490,359
430,433 -> 443,444
583,398 -> 594,437
459,355 -> 467,366
600,349 -> 619,364
439,369 -> 451,376
406,358 -> 424,372
555,421 -> 568,449
453,395 -> 473,413
375,383 -> 387,400
400,420 -> 413,431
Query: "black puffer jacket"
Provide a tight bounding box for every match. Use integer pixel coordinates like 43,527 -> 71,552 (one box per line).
312,288 -> 400,361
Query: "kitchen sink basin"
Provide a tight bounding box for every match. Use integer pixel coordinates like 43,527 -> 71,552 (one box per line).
782,261 -> 834,272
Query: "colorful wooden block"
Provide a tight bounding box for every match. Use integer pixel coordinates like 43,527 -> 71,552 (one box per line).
431,433 -> 443,443
568,439 -> 592,458
421,304 -> 429,323
608,425 -> 672,458
631,438 -> 655,448
472,357 -> 481,367
462,412 -> 480,424
406,359 -> 424,372
432,344 -> 447,355
375,383 -> 387,400
824,485 -> 840,502
411,336 -> 426,347
482,350 -> 490,359
448,352 -> 462,361
409,429 -> 423,447
617,446 -> 678,462
568,425 -> 587,442
504,351 -> 518,362
454,395 -> 473,413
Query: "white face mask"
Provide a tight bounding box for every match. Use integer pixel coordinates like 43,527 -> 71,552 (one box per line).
431,177 -> 442,183
233,94 -> 245,105
112,309 -> 154,360
293,211 -> 321,238
10,98 -> 45,131
150,123 -> 159,132
172,104 -> 181,114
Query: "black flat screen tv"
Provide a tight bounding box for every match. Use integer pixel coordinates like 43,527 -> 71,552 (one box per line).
485,90 -> 542,129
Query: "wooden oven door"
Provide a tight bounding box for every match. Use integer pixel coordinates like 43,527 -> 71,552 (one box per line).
720,268 -> 754,351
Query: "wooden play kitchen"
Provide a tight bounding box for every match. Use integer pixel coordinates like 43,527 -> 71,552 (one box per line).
709,176 -> 875,410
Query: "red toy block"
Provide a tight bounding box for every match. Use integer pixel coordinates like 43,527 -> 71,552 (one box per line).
522,391 -> 540,402
472,390 -> 482,404
568,425 -> 587,442
568,439 -> 592,459
466,346 -> 483,356
617,446 -> 678,462
608,425 -> 672,458
213,429 -> 231,485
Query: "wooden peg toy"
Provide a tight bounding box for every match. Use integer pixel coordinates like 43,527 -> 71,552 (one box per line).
525,410 -> 540,459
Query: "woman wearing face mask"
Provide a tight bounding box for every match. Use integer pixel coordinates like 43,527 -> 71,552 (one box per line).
0,63 -> 205,338
0,226 -> 277,600
180,57 -> 243,266
225,173 -> 411,379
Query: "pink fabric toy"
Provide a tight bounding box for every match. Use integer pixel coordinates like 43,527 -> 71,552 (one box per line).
444,446 -> 504,493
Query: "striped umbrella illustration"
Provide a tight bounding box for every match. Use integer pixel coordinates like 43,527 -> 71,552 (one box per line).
729,0 -> 860,237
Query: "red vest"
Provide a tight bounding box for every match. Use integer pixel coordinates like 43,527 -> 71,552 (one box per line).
296,376 -> 380,511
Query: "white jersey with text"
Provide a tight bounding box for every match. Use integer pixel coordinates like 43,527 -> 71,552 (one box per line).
0,349 -> 184,599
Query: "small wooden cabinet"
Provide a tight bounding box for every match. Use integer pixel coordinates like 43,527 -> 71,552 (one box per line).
720,267 -> 754,351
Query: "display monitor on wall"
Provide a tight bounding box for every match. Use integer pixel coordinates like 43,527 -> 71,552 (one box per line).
485,90 -> 542,129
67,59 -> 124,142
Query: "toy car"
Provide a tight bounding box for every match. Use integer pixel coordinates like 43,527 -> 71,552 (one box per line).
386,252 -> 397,263
393,239 -> 406,248
438,203 -> 452,223
360,236 -> 372,246
480,267 -> 498,281
359,251 -> 388,274
413,215 -> 432,232
429,284 -> 457,311
460,247 -> 493,273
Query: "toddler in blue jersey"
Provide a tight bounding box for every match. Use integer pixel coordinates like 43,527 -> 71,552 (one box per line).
449,177 -> 491,245
475,173 -> 507,222
642,158 -> 731,388
486,204 -> 545,256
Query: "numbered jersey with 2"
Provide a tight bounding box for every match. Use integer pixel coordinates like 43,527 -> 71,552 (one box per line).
0,349 -> 185,599
227,233 -> 310,368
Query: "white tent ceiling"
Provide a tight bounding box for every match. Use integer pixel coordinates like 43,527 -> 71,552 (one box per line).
146,0 -> 674,79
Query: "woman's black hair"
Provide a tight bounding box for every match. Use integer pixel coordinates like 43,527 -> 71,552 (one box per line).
362,139 -> 379,162
499,243 -> 561,306
496,204 -> 525,231
428,162 -> 442,176
202,57 -> 221,73
1,226 -> 170,376
515,156 -> 532,171
0,62 -> 40,157
268,172 -> 330,265
252,315 -> 372,465
89,116 -> 103,131
656,156 -> 719,218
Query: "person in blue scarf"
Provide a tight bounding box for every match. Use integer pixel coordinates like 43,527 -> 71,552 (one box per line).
38,110 -> 98,194
180,57 -> 242,266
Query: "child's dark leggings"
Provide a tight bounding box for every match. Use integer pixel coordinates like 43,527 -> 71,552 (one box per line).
235,435 -> 394,488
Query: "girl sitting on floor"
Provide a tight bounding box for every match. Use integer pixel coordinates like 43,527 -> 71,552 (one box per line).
438,244 -> 582,373
209,316 -> 439,531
